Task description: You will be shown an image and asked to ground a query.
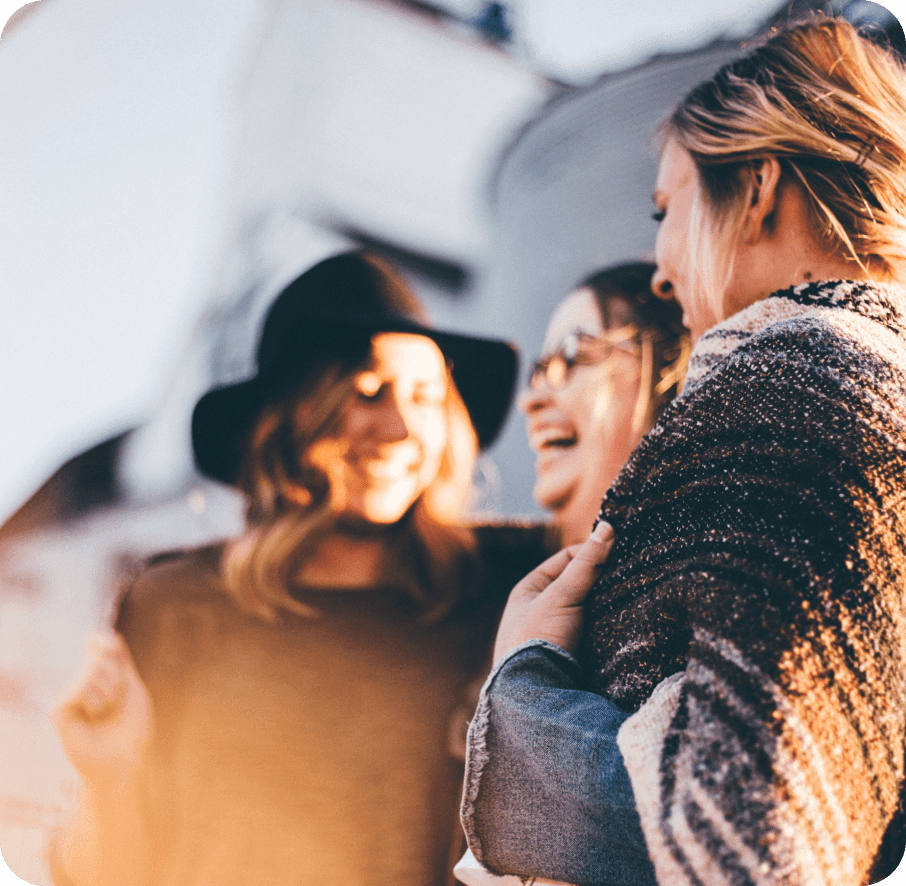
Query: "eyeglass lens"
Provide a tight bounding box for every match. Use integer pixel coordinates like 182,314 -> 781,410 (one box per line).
528,328 -> 639,391
528,332 -> 586,390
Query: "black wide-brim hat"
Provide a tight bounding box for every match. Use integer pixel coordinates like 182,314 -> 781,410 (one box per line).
192,251 -> 518,485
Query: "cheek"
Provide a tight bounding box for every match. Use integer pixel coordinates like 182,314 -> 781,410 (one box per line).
558,372 -> 607,441
417,411 -> 449,468
608,378 -> 640,440
655,219 -> 679,276
337,403 -> 368,440
654,221 -> 666,264
584,371 -> 640,449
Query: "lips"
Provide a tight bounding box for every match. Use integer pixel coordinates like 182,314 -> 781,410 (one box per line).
528,423 -> 578,454
350,448 -> 420,482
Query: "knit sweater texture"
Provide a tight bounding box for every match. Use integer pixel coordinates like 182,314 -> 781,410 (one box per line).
582,280 -> 906,886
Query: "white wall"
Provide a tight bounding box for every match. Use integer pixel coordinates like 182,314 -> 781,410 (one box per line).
0,0 -> 265,521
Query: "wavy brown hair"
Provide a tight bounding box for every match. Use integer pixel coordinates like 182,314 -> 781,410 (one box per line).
661,16 -> 906,322
222,349 -> 479,623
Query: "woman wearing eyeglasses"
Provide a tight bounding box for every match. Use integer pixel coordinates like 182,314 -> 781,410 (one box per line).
454,263 -> 688,886
453,264 -> 687,886
520,262 -> 689,547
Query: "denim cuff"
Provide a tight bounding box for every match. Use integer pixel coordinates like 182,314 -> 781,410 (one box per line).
461,641 -> 657,886
462,641 -> 577,852
486,639 -> 582,694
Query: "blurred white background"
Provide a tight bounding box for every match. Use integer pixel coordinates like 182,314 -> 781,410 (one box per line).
0,2 -> 903,884
2,0 -> 879,524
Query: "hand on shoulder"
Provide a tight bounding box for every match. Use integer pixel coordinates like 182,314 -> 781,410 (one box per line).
51,630 -> 153,787
493,521 -> 614,663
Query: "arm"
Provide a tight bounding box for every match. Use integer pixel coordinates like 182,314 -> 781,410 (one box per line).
619,606 -> 905,886
463,640 -> 656,886
49,632 -> 154,886
461,525 -> 658,886
468,319 -> 906,886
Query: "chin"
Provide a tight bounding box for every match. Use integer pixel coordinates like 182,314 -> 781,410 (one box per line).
348,487 -> 421,526
533,478 -> 573,516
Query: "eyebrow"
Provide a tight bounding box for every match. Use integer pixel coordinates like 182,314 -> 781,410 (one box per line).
651,190 -> 665,206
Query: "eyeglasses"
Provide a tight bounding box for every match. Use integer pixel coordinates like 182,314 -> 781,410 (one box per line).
528,327 -> 641,391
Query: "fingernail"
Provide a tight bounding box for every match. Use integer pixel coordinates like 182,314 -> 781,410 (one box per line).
591,521 -> 613,542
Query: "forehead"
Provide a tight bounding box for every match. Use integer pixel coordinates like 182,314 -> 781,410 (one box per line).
654,138 -> 697,196
542,288 -> 604,354
369,332 -> 446,378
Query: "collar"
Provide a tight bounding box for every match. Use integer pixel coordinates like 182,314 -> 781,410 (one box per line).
684,279 -> 906,389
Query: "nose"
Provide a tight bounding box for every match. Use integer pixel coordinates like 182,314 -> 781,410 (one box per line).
651,266 -> 674,300
518,381 -> 552,415
374,395 -> 411,443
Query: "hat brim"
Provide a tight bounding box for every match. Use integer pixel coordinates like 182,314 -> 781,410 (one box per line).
192,315 -> 518,485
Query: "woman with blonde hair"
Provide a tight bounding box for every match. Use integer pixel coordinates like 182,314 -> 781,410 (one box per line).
49,251 -> 550,886
460,17 -> 906,886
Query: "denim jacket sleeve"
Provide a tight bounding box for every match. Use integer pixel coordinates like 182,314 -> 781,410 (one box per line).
461,640 -> 658,886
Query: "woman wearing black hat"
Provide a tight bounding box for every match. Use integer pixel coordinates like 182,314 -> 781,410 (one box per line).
48,252 -> 550,886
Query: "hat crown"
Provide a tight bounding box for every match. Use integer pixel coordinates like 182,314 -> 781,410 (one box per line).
256,253 -> 427,375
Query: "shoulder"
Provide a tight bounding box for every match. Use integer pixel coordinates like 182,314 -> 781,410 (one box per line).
114,543 -> 232,673
671,305 -> 904,438
684,283 -> 906,398
608,292 -> 906,509
117,543 -> 225,615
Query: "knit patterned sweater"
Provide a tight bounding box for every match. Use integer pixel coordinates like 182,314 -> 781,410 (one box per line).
582,280 -> 906,886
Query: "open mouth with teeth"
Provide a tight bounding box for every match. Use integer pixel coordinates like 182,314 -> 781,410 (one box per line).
532,426 -> 578,452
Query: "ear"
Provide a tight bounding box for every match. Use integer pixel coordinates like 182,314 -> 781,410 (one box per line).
742,156 -> 782,244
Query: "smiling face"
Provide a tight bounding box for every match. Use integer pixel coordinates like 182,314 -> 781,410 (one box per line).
308,333 -> 449,527
650,138 -> 727,342
520,288 -> 643,545
651,139 -> 757,341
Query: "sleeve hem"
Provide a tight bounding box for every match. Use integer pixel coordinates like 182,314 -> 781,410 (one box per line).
461,640 -> 579,866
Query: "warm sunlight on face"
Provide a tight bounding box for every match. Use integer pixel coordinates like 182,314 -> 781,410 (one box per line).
651,139 -> 718,342
313,333 -> 449,526
519,288 -> 642,545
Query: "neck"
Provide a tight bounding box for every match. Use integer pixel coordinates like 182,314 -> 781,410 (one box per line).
727,254 -> 878,320
725,175 -> 887,319
555,492 -> 607,547
782,252 -> 881,291
295,531 -> 395,589
296,522 -> 409,588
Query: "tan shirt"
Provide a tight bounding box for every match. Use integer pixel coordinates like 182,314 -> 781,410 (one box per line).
115,526 -> 549,886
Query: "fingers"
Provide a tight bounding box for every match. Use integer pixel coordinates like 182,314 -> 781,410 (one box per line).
573,520 -> 615,566
514,547 -> 581,597
493,522 -> 615,661
543,521 -> 615,609
54,631 -> 130,725
514,521 -> 614,601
